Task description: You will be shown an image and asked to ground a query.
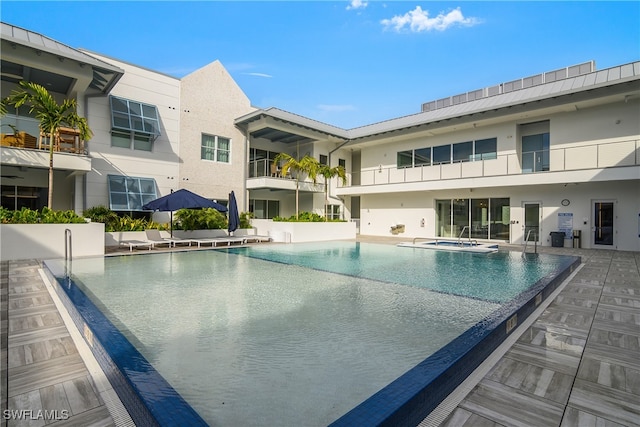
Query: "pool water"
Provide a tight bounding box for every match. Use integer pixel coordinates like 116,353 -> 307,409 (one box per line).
46,242 -> 577,426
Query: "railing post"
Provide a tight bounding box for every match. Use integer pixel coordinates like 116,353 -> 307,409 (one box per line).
64,228 -> 72,261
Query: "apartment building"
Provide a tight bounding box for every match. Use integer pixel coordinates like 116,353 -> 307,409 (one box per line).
2,22 -> 639,251
237,62 -> 640,251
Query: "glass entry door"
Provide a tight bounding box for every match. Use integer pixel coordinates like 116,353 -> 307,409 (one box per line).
593,201 -> 614,247
523,202 -> 541,243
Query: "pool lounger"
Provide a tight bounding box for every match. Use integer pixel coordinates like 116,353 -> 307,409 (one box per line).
195,237 -> 245,247
119,240 -> 154,251
241,235 -> 272,243
145,229 -> 196,248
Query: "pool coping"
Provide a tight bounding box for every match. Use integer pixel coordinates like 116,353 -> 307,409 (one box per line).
42,261 -> 208,427
42,249 -> 581,427
330,252 -> 581,426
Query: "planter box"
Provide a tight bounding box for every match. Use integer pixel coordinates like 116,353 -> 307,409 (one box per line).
0,223 -> 105,261
251,219 -> 356,243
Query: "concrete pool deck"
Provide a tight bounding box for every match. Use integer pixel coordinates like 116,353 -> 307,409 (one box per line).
1,238 -> 638,426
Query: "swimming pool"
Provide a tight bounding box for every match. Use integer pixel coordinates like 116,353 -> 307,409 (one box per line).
44,242 -> 579,426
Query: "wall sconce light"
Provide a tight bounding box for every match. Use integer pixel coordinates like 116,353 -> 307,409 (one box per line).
378,165 -> 382,173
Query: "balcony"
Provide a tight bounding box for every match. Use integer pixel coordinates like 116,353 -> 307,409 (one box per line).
337,138 -> 639,194
1,116 -> 90,172
1,116 -> 85,154
247,158 -> 324,192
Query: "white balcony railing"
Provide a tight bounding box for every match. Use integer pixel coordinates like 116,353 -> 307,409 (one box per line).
341,139 -> 639,187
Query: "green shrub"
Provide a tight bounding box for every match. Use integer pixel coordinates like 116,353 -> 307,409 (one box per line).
272,211 -> 326,222
239,211 -> 253,229
83,205 -> 119,228
174,208 -> 227,231
0,207 -> 85,224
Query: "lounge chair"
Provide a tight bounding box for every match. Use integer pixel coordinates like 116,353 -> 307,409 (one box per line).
241,234 -> 272,243
119,240 -> 154,251
195,237 -> 245,248
145,229 -> 195,248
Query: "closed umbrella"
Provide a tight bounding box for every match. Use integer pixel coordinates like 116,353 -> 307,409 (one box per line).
228,191 -> 240,234
142,189 -> 228,237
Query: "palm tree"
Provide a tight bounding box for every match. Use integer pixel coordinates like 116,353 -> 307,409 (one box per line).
318,164 -> 347,220
2,81 -> 92,208
273,153 -> 319,220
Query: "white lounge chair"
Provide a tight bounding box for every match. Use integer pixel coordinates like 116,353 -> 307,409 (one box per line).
195,237 -> 245,248
145,229 -> 195,248
241,235 -> 272,243
119,240 -> 154,251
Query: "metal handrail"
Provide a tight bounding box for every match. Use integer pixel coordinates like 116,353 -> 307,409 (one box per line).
64,228 -> 72,261
457,226 -> 470,246
522,229 -> 537,254
412,237 -> 431,244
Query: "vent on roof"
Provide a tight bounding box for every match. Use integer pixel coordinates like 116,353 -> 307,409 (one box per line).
421,61 -> 596,112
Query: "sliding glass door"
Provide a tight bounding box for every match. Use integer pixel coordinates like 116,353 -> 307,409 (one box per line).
436,198 -> 510,241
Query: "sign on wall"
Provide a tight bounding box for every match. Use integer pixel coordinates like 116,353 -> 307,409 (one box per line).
558,212 -> 573,239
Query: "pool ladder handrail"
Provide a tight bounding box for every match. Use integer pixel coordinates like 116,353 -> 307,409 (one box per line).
522,230 -> 538,254
412,237 -> 431,245
64,228 -> 72,261
457,226 -> 478,247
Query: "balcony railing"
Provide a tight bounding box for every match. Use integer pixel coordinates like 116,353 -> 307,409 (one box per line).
1,116 -> 85,154
248,158 -> 294,179
341,138 -> 639,187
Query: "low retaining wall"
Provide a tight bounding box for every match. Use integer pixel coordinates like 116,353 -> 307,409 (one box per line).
251,219 -> 356,243
0,223 -> 105,261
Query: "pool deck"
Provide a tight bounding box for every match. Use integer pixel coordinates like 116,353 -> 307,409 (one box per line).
1,238 -> 639,426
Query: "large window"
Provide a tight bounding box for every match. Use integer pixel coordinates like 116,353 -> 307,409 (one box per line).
108,175 -> 157,211
453,141 -> 473,163
202,134 -> 230,163
1,185 -> 46,210
110,96 -> 160,151
474,138 -> 497,160
522,133 -> 550,173
432,145 -> 451,165
436,198 -> 510,241
397,137 -> 498,168
250,199 -> 279,219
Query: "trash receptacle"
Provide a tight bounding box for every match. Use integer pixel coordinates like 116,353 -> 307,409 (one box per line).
572,230 -> 581,248
550,231 -> 564,247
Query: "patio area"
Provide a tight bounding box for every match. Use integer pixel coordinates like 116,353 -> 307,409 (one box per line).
1,239 -> 638,426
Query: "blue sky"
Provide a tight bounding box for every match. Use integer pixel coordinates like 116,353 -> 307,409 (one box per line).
2,1 -> 639,129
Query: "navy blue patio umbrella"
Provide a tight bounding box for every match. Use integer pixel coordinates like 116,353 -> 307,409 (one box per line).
227,190 -> 240,234
142,189 -> 228,237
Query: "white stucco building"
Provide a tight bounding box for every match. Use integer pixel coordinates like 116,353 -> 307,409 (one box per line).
2,23 -> 639,251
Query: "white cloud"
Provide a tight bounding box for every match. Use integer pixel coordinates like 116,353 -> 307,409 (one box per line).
381,6 -> 479,33
317,104 -> 356,112
346,0 -> 368,10
242,72 -> 273,78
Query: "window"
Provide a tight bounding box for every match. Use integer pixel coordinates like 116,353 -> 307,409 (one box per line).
432,145 -> 451,165
522,133 -> 550,173
436,198 -> 510,241
110,96 -> 160,136
202,134 -> 231,163
338,158 -> 346,169
474,138 -> 497,160
1,185 -> 46,210
319,154 -> 328,165
328,205 -> 341,220
397,150 -> 413,168
249,199 -> 279,219
108,175 -> 157,211
110,96 -> 159,151
414,148 -> 431,166
453,141 -> 473,163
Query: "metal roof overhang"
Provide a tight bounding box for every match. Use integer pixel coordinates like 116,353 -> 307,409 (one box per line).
236,62 -> 640,150
235,108 -> 348,146
0,22 -> 124,96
